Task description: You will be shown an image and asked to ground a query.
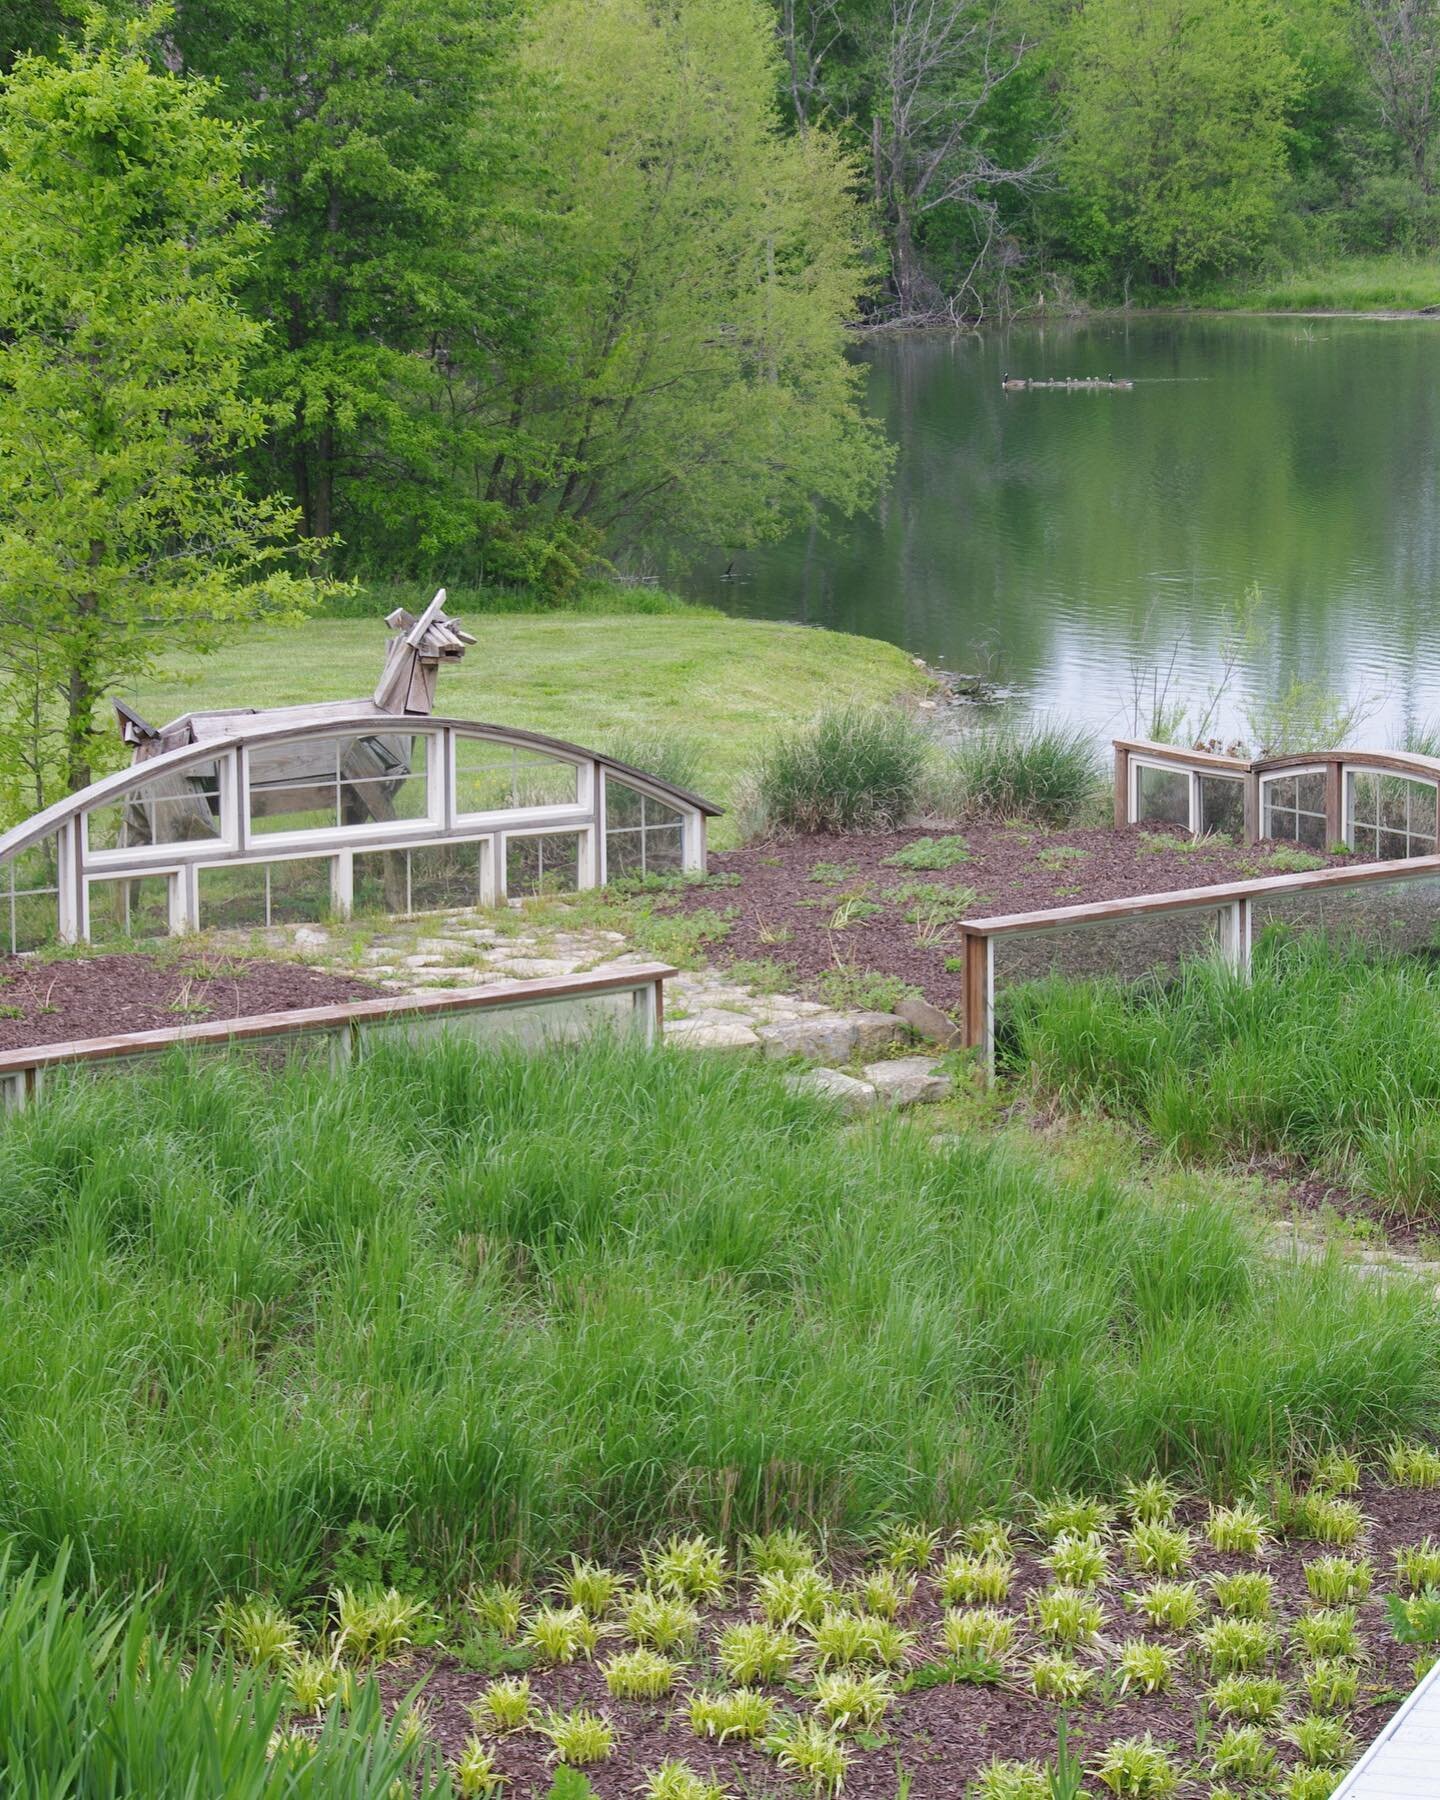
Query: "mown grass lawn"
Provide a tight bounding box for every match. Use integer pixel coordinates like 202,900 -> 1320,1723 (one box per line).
132,614 -> 925,846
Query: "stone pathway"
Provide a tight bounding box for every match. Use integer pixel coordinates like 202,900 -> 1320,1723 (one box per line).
240,906 -> 959,1112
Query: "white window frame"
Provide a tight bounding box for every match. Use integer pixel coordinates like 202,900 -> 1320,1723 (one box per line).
498,824 -> 595,900
1343,765 -> 1439,860
240,729 -> 442,852
1258,765 -> 1329,846
449,730 -> 593,830
1129,756 -> 1198,832
599,768 -> 700,882
344,832 -> 497,917
82,750 -> 239,869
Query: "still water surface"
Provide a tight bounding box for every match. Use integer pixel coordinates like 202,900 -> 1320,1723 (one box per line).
690,317 -> 1440,742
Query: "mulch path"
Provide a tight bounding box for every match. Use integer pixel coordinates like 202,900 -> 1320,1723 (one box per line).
380,1474 -> 1437,1798
670,822 -> 1354,1007
0,952 -> 379,1052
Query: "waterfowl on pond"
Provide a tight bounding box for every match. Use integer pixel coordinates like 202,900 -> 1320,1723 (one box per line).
1001,372 -> 1026,389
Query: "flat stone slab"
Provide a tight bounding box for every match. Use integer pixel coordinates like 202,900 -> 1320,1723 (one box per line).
757,1017 -> 860,1063
785,1067 -> 877,1114
484,957 -> 582,980
862,1056 -> 953,1108
666,1018 -> 761,1050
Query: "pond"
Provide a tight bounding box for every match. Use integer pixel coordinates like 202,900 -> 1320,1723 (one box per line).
689,316 -> 1440,744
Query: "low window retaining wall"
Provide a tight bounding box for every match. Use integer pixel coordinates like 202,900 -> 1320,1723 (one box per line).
0,964 -> 672,1110
958,855 -> 1440,1077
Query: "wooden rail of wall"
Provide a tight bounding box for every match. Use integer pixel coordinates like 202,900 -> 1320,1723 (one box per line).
0,964 -> 673,1109
957,853 -> 1440,1076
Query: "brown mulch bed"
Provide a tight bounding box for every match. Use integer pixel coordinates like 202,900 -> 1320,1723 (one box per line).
0,952 -> 379,1052
671,822 -> 1355,1007
380,1473 -> 1436,1798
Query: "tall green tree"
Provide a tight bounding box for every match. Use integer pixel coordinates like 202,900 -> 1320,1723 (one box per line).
1063,0 -> 1300,286
167,0 -> 544,576
489,0 -> 890,561
0,20 -> 321,807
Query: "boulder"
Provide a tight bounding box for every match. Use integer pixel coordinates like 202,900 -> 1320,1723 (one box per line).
756,1017 -> 860,1063
852,1010 -> 913,1053
863,1056 -> 953,1108
666,1018 -> 761,1050
785,1068 -> 877,1114
894,993 -> 963,1049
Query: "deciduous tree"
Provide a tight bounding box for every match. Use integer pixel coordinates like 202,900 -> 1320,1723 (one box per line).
0,21 -> 323,806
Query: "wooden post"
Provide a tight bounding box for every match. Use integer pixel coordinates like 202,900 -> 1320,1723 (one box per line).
1113,745 -> 1131,829
961,927 -> 994,1079
1219,897 -> 1251,977
1326,758 -> 1344,849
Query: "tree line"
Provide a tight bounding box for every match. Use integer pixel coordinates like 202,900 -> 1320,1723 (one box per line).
773,0 -> 1440,317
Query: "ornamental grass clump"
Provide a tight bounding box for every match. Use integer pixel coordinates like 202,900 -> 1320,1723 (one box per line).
851,1567 -> 915,1618
215,1597 -> 299,1670
879,1522 -> 939,1571
1394,1538 -> 1440,1591
602,1648 -> 681,1699
1304,1556 -> 1373,1604
1092,1733 -> 1180,1797
625,1591 -> 701,1652
1199,1617 -> 1278,1674
1030,1586 -> 1105,1646
1205,1504 -> 1270,1556
331,1587 -> 425,1664
754,705 -> 929,834
645,1535 -> 728,1602
766,1716 -> 850,1794
811,1669 -> 892,1732
938,1553 -> 1014,1605
537,1707 -> 616,1766
1035,1494 -> 1113,1541
1115,1638 -> 1180,1695
286,1652 -> 344,1716
1312,1449 -> 1361,1493
1210,1724 -> 1278,1784
1130,1580 -> 1203,1632
1303,1658 -> 1360,1712
643,1761 -> 728,1800
1206,1675 -> 1287,1722
1123,1520 -> 1192,1575
1293,1606 -> 1362,1660
1287,1711 -> 1355,1766
468,1676 -> 532,1733
689,1688 -> 775,1743
744,1529 -> 815,1578
940,719 -> 1100,826
1294,1492 -> 1364,1546
1123,1475 -> 1180,1524
561,1557 -> 624,1617
1283,1770 -> 1347,1800
963,1519 -> 1014,1557
715,1621 -> 797,1685
971,1759 -> 1051,1800
469,1583 -> 525,1641
1043,1531 -> 1110,1587
940,1607 -> 1016,1661
1208,1570 -> 1274,1619
453,1738 -> 505,1797
525,1603 -> 600,1665
756,1569 -> 834,1628
1387,1439 -> 1440,1487
1028,1652 -> 1095,1700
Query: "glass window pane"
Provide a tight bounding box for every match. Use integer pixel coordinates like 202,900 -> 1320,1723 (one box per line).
994,907 -> 1226,996
249,734 -> 428,835
198,858 -> 332,929
1197,774 -> 1245,839
455,739 -> 580,814
88,875 -> 170,943
2,834 -> 61,954
353,840 -> 488,915
1296,772 -> 1327,815
604,777 -> 645,829
87,764 -> 222,850
1252,872 -> 1440,956
506,832 -> 581,897
1347,769 -> 1436,860
1135,763 -> 1189,828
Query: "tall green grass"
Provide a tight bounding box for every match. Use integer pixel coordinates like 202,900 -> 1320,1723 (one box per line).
0,1032 -> 1431,1620
752,703 -> 930,832
318,576 -> 712,619
1003,932 -> 1440,1215
0,1546 -> 429,1796
933,719 -> 1102,825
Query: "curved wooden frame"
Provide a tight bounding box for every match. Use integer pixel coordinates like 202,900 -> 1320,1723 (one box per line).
1115,737 -> 1440,852
0,713 -> 721,948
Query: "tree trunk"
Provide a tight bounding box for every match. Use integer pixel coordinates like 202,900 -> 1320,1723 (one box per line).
65,584 -> 99,794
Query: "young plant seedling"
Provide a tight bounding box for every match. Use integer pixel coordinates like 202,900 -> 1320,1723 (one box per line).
1204,1503 -> 1270,1556
1208,1570 -> 1274,1619
765,1716 -> 850,1794
1129,1580 -> 1203,1632
688,1687 -> 775,1743
715,1621 -> 798,1685
601,1648 -> 680,1699
1091,1732 -> 1180,1797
